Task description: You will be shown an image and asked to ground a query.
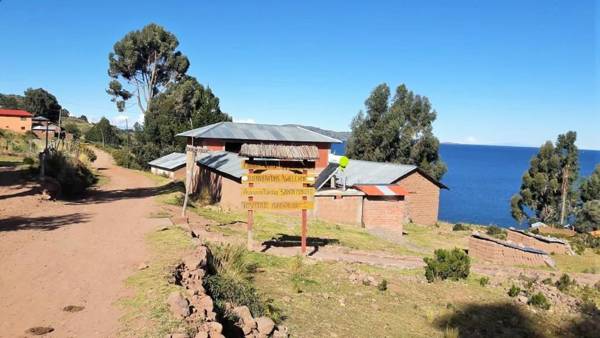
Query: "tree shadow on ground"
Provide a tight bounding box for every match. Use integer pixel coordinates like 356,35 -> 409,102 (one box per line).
0,213 -> 91,232
435,301 -> 600,338
261,234 -> 340,256
64,181 -> 183,205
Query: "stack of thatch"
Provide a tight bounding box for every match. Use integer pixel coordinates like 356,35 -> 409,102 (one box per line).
240,143 -> 319,160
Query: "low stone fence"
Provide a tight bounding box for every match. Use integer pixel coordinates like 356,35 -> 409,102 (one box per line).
507,228 -> 573,255
469,233 -> 555,267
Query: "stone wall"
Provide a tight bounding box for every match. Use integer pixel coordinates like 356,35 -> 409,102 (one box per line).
469,233 -> 554,267
507,229 -> 573,255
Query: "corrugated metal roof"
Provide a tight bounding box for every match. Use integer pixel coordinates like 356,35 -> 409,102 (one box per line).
197,151 -> 246,180
339,159 -> 417,186
148,152 -> 186,170
177,122 -> 341,143
354,185 -> 408,196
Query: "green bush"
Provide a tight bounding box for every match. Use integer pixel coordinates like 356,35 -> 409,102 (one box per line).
82,146 -> 97,162
541,277 -> 553,285
486,226 -> 507,240
423,248 -> 471,283
452,223 -> 470,231
508,284 -> 521,297
204,244 -> 272,318
45,150 -> 97,197
290,255 -> 317,293
22,157 -> 34,165
479,277 -> 490,287
377,279 -> 388,291
570,234 -> 600,255
527,292 -> 550,310
555,274 -> 577,292
111,148 -> 141,169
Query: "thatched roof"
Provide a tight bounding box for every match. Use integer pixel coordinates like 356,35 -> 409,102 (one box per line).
239,143 -> 319,160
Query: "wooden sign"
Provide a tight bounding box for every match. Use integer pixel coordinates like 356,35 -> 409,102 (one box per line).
243,173 -> 315,184
242,201 -> 314,210
242,187 -> 315,196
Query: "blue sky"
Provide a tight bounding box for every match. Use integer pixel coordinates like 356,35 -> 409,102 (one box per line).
1,1 -> 598,149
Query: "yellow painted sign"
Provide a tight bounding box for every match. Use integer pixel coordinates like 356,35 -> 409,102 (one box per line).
242,201 -> 314,210
242,187 -> 315,196
243,174 -> 315,184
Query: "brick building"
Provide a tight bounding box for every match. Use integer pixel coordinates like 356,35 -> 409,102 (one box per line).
175,122 -> 446,231
0,109 -> 32,133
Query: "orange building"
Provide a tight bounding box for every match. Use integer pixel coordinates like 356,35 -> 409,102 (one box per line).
0,109 -> 33,133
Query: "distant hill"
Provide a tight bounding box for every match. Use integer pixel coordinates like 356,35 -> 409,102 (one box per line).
286,124 -> 351,141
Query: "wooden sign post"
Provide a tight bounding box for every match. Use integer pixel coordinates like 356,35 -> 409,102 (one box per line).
242,161 -> 315,254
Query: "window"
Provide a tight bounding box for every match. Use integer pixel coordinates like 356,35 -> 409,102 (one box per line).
21,126 -> 26,130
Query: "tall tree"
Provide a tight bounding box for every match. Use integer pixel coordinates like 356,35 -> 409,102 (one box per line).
511,131 -> 579,225
134,76 -> 230,166
85,117 -> 121,146
576,165 -> 600,232
0,93 -> 25,109
346,83 -> 447,180
23,88 -> 62,122
107,23 -> 190,114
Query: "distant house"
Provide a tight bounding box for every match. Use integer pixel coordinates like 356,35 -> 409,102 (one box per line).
0,109 -> 32,133
32,123 -> 61,139
314,159 -> 447,227
176,122 -> 447,230
148,152 -> 186,180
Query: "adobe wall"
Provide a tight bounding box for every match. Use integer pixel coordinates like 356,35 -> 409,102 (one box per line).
151,167 -> 176,179
395,171 -> 440,225
507,229 -> 572,255
0,116 -> 31,133
312,194 -> 363,226
469,235 -> 552,267
362,196 -> 407,231
196,166 -> 242,211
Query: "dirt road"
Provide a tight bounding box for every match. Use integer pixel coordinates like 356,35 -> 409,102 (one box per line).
0,149 -> 170,337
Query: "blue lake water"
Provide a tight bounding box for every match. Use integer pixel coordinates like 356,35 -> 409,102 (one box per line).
330,142 -> 600,228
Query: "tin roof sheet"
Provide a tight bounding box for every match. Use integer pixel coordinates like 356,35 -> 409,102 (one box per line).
196,151 -> 246,180
177,122 -> 341,143
148,152 -> 186,170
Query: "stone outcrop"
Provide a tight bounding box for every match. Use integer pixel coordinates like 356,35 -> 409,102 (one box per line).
166,243 -> 288,338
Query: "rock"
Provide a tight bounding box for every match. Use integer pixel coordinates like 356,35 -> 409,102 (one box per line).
194,332 -> 208,338
138,263 -> 149,270
517,295 -> 528,304
167,292 -> 191,318
204,321 -> 223,335
165,334 -> 189,338
255,317 -> 275,336
197,295 -> 214,314
232,305 -> 256,334
272,325 -> 289,338
183,246 -> 208,271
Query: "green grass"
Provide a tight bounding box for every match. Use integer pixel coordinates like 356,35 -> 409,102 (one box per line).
196,208 -> 419,256
243,251 -> 576,338
0,154 -> 24,167
118,227 -> 195,338
553,250 -> 600,274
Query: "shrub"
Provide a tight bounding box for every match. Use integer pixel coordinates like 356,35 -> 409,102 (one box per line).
423,248 -> 470,283
452,223 -> 470,231
541,277 -> 553,285
204,244 -> 271,318
486,226 -> 507,240
82,146 -> 97,162
569,234 -> 600,255
45,150 -> 97,197
508,284 -> 521,297
22,157 -> 34,165
377,279 -> 388,291
479,277 -> 490,287
527,292 -> 550,310
111,148 -> 141,169
555,274 -> 577,292
290,255 -> 317,293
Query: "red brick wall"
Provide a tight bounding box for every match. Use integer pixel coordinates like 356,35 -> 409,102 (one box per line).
469,236 -> 551,266
316,143 -> 330,168
506,230 -> 571,255
395,172 -> 440,225
362,196 -> 407,231
312,194 -> 363,225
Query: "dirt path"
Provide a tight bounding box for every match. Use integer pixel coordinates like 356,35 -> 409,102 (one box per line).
0,149 -> 170,338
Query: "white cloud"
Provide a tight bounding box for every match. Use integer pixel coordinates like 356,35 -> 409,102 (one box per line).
233,117 -> 256,124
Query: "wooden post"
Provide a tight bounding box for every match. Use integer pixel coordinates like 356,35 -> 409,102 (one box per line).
182,140 -> 195,217
301,169 -> 308,254
247,168 -> 254,250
